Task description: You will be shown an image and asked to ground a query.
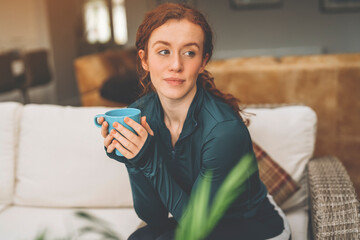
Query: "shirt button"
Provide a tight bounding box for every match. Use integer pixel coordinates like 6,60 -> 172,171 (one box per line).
171,150 -> 175,158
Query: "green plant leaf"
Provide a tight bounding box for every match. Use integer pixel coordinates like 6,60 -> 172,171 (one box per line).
175,171 -> 212,240
75,211 -> 121,240
34,229 -> 48,240
193,171 -> 212,239
207,153 -> 256,233
175,153 -> 256,240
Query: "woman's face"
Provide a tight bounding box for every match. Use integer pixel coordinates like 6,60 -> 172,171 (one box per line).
139,19 -> 208,102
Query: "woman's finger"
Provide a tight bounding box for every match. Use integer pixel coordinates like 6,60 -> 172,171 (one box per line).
113,140 -> 134,159
110,129 -> 139,152
106,141 -> 116,153
101,121 -> 109,138
124,117 -> 147,137
112,121 -> 141,144
141,116 -> 154,136
104,133 -> 114,148
97,117 -> 104,124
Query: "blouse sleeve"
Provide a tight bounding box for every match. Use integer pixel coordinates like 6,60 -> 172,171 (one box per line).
105,135 -> 172,227
197,120 -> 259,208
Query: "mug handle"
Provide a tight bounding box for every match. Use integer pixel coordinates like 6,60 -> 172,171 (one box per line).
94,114 -> 106,128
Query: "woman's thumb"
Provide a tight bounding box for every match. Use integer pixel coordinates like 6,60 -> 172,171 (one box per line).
141,116 -> 154,136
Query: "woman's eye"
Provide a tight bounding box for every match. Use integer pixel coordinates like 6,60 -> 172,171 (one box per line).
158,50 -> 170,55
184,51 -> 195,57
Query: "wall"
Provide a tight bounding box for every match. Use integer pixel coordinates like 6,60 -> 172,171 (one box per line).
195,0 -> 360,59
0,0 -> 50,52
124,0 -> 149,49
96,0 -> 360,59
46,0 -> 82,105
0,0 -> 56,104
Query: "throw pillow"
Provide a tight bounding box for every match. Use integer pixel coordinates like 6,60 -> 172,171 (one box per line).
253,142 -> 300,205
245,106 -> 317,183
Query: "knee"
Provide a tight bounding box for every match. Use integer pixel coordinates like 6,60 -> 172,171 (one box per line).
133,201 -> 168,225
128,225 -> 156,240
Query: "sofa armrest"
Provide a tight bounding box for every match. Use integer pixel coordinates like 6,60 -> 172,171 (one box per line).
308,156 -> 360,239
0,204 -> 10,214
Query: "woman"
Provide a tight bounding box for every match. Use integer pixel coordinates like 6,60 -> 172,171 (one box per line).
97,3 -> 290,240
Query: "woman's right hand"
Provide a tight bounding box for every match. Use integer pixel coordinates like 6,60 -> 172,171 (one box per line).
97,117 -> 115,153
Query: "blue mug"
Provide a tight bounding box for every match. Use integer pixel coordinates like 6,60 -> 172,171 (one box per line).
94,108 -> 141,156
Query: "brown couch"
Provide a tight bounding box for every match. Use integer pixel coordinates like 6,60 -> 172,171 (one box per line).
74,48 -> 138,107
74,51 -> 360,195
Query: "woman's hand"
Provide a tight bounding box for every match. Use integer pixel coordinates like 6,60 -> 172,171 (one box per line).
109,116 -> 154,159
97,117 -> 115,151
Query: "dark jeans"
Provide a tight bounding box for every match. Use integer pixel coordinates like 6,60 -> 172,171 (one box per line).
128,211 -> 287,240
128,218 -> 177,240
128,223 -> 287,240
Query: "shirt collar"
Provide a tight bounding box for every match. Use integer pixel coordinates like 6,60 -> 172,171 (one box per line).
154,83 -> 204,141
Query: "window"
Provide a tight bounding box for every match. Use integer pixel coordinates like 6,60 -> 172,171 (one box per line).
83,0 -> 128,45
112,0 -> 128,44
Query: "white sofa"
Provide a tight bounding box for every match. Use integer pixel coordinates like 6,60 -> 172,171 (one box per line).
0,102 -> 358,240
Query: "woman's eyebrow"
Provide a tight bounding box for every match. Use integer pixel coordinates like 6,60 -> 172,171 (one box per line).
152,40 -> 200,49
184,42 -> 200,49
152,40 -> 170,48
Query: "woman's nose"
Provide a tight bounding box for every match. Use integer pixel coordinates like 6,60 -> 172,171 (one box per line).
169,54 -> 183,72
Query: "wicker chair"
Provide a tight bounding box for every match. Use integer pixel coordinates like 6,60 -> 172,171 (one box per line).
308,156 -> 360,239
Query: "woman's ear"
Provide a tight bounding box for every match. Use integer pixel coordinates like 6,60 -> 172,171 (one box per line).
138,50 -> 149,71
198,53 -> 209,74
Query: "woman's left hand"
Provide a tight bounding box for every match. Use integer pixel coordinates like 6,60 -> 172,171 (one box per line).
108,116 -> 154,159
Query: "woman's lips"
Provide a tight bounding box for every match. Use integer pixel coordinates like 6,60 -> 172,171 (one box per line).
164,78 -> 185,86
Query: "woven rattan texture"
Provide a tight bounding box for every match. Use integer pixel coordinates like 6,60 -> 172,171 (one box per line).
308,156 -> 360,239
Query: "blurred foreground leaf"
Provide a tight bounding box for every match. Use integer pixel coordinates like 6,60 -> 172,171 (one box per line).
175,153 -> 256,240
75,211 -> 121,240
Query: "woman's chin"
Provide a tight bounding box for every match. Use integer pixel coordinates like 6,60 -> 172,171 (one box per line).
159,88 -> 189,101
156,82 -> 197,101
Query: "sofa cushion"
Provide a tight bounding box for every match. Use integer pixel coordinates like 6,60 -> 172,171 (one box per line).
0,206 -> 141,240
14,104 -> 133,207
0,204 -> 9,214
281,167 -> 309,212
245,105 -> 317,182
253,142 -> 299,206
0,102 -> 23,204
285,208 -> 309,240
